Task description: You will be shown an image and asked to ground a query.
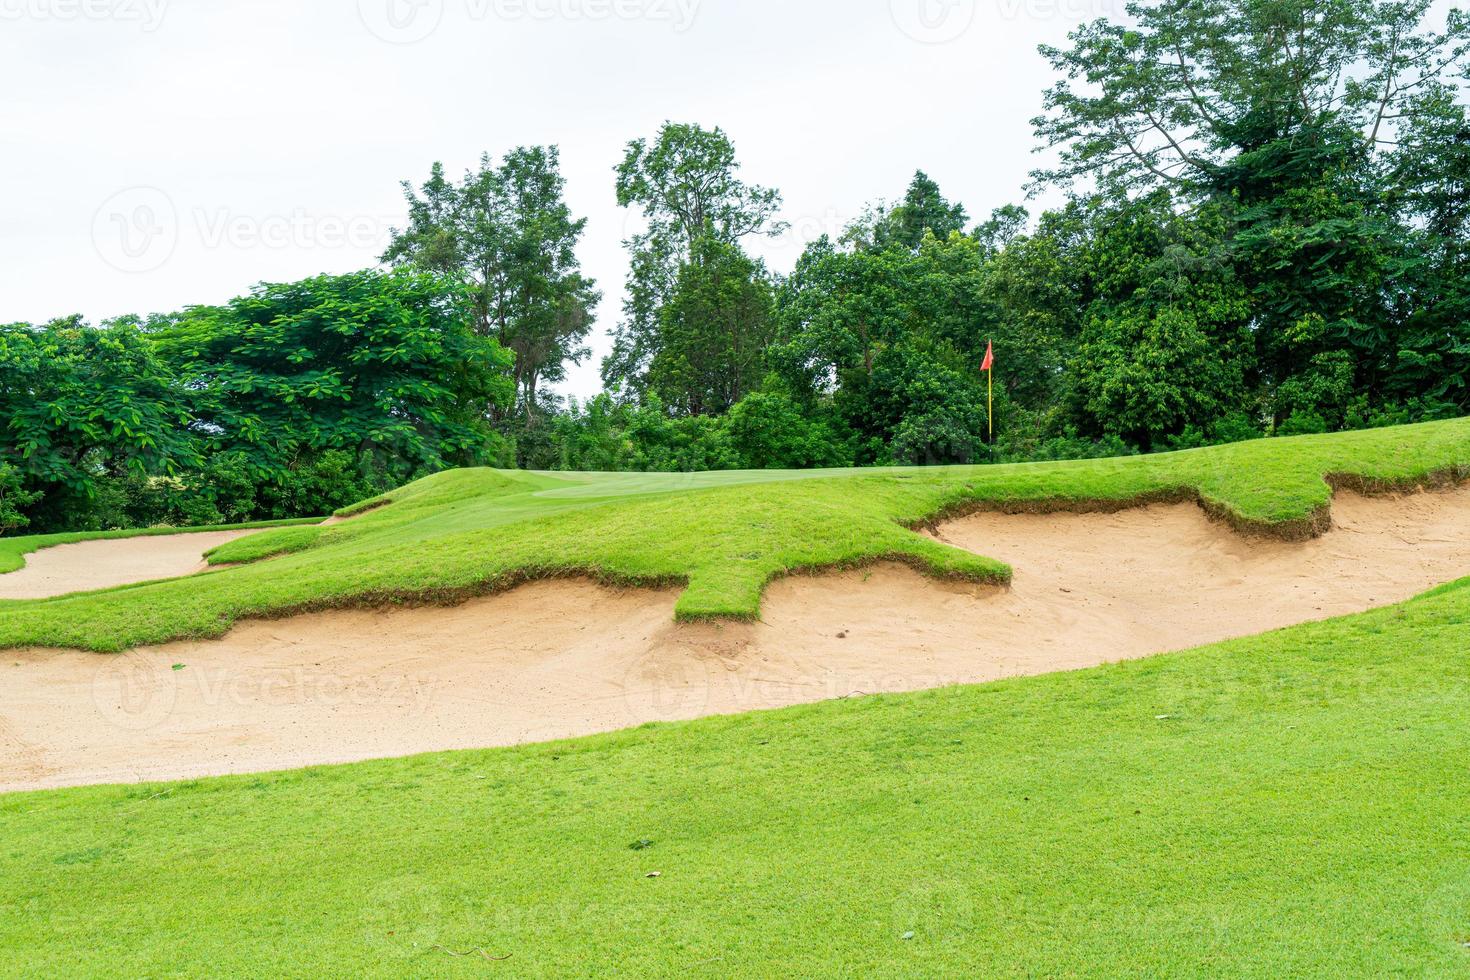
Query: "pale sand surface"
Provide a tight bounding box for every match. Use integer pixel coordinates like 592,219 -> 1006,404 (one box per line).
0,530 -> 262,601
2,489 -> 1467,792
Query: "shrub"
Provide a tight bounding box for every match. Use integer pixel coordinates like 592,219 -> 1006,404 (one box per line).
0,463 -> 40,536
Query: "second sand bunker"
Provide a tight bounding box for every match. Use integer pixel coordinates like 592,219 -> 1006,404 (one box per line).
3,488 -> 1468,791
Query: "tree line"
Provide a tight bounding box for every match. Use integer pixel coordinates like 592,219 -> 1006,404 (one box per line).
5,0 -> 1468,533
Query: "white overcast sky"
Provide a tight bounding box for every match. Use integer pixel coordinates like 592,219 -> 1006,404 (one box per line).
4,0 -> 1132,398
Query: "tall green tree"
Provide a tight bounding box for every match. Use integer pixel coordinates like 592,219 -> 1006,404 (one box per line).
1066,198 -> 1254,448
1384,91 -> 1470,413
776,170 -> 989,394
647,238 -> 777,416
606,122 -> 786,395
845,171 -> 971,252
384,147 -> 599,418
1033,0 -> 1470,197
1032,0 -> 1470,422
775,224 -> 1000,462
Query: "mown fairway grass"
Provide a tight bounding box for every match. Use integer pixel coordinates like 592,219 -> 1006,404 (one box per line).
2,418 -> 1469,652
2,577 -> 1469,975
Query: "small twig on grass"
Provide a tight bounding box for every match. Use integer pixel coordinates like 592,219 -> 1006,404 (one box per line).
431,944 -> 512,962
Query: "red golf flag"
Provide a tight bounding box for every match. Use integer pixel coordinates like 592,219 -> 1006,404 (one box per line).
981,341 -> 994,372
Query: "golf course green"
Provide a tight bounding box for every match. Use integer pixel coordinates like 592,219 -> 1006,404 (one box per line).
2,418 -> 1468,652
1,419 -> 1469,975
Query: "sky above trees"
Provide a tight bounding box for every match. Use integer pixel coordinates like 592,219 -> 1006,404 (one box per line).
1,0 -> 1157,398
6,0 -> 1463,399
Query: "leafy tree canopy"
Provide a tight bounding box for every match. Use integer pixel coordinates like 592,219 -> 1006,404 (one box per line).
384,147 -> 598,419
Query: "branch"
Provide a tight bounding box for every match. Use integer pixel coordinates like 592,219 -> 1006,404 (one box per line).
1111,122 -> 1189,186
1172,44 -> 1226,132
1369,27 -> 1402,146
1142,110 -> 1214,175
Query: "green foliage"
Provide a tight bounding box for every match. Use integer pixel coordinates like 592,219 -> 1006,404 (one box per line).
1275,350 -> 1358,430
0,463 -> 39,535
254,450 -> 382,521
847,170 -> 969,251
861,342 -> 989,465
648,238 -> 776,416
1065,197 -> 1253,448
725,387 -> 847,470
606,122 -> 786,396
151,268 -> 515,491
382,148 -> 599,417
774,221 -> 1000,464
3,271 -> 515,534
0,317 -> 199,530
1031,0 -> 1470,426
1033,0 -> 1470,197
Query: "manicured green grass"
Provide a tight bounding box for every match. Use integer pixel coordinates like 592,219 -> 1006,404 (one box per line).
3,576 -> 1469,975
0,517 -> 326,576
2,419 -> 1469,652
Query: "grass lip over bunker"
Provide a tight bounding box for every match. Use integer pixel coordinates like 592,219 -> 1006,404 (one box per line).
909,465 -> 1470,542
0,517 -> 326,577
1,418 -> 1467,652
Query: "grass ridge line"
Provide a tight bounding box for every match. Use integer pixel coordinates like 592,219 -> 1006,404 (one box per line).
0,517 -> 327,576
4,420 -> 1468,651
29,478 -> 1463,643
913,463 -> 1470,543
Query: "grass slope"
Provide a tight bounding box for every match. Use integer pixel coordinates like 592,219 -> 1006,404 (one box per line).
0,517 -> 325,576
2,419 -> 1468,652
3,578 -> 1469,975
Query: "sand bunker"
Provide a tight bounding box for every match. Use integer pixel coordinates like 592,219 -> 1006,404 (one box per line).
0,530 -> 263,601
2,488 -> 1468,792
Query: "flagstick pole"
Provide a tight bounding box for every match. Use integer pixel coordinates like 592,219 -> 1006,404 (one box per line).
987,359 -> 993,446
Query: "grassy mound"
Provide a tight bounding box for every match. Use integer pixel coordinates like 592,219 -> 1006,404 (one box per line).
2,419 -> 1468,651
3,575 -> 1469,974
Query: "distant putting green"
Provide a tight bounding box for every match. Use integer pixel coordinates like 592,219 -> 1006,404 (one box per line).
2,418 -> 1468,652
